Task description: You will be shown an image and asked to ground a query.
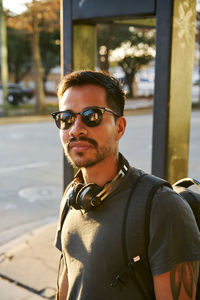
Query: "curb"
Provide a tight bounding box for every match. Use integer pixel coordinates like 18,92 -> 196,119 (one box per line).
0,100 -> 153,125
0,114 -> 52,125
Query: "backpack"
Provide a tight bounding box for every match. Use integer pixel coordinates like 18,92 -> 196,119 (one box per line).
111,174 -> 200,299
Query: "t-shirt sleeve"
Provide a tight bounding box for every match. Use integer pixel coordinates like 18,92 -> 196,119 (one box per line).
54,224 -> 62,251
149,186 -> 200,276
54,190 -> 70,252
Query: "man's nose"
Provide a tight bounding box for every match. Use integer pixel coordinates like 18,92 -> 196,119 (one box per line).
68,115 -> 88,137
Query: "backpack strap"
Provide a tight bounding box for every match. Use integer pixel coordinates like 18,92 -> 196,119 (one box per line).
123,173 -> 171,297
126,174 -> 171,251
110,173 -> 171,297
173,177 -> 200,190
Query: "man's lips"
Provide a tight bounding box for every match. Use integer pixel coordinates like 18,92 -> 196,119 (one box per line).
67,137 -> 98,152
69,141 -> 94,151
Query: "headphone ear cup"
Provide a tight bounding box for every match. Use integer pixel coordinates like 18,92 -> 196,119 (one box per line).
77,183 -> 102,210
68,182 -> 84,209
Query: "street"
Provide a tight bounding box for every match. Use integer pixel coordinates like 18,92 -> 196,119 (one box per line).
0,120 -> 62,246
121,110 -> 200,178
0,110 -> 199,246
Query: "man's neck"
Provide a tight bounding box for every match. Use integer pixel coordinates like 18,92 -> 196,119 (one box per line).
81,154 -> 119,187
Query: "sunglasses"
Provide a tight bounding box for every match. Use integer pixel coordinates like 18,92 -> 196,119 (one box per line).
51,106 -> 120,130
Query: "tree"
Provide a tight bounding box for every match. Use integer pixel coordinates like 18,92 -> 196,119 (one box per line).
7,27 -> 32,83
40,30 -> 60,92
6,6 -> 60,91
97,24 -> 155,97
0,0 -> 8,114
97,24 -> 133,72
6,0 -> 60,112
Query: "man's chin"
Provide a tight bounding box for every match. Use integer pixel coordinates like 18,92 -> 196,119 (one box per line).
64,150 -> 79,167
64,150 -> 99,168
65,150 -> 87,167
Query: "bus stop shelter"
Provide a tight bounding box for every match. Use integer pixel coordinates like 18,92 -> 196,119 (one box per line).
60,0 -> 196,188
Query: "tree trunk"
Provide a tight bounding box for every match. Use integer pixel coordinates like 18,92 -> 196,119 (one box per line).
97,24 -> 114,72
0,0 -> 9,115
99,49 -> 109,72
125,71 -> 135,98
42,66 -> 51,94
32,3 -> 44,113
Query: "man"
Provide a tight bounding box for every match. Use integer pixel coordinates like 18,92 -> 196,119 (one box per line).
52,70 -> 200,300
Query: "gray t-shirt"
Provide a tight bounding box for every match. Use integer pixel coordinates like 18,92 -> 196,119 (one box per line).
55,167 -> 200,300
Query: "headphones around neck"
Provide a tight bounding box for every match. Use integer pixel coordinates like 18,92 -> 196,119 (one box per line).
66,155 -> 129,210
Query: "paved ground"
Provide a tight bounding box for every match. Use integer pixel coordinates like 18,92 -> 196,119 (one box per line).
0,223 -> 59,300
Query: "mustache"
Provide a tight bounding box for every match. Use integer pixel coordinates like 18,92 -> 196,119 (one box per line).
67,137 -> 98,149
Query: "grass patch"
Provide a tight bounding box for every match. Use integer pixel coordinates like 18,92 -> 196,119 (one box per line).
3,102 -> 59,117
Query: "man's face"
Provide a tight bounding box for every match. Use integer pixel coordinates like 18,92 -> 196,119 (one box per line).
59,84 -> 125,168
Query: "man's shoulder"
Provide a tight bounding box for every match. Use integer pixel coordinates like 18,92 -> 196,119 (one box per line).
152,183 -> 193,216
128,165 -> 145,178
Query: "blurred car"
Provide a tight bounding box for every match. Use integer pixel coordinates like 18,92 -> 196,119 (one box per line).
0,83 -> 34,105
7,83 -> 34,105
137,78 -> 154,97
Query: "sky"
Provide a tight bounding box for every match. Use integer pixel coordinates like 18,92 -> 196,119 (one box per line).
3,0 -> 32,14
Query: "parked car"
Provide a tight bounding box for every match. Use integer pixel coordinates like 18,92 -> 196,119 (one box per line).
137,78 -> 154,97
7,83 -> 34,105
0,83 -> 34,105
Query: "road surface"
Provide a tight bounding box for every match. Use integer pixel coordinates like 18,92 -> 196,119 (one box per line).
0,110 -> 199,246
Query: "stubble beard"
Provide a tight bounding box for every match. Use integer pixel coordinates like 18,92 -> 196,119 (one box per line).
64,144 -> 113,168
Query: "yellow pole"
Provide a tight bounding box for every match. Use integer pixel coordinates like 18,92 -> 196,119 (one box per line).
166,0 -> 196,183
73,24 -> 97,70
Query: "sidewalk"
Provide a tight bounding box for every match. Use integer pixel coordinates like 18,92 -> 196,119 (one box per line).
0,223 -> 60,300
0,98 -> 153,125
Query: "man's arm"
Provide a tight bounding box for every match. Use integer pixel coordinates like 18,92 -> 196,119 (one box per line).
153,261 -> 199,300
57,264 -> 68,300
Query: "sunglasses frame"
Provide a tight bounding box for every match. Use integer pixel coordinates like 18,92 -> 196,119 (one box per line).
51,106 -> 120,130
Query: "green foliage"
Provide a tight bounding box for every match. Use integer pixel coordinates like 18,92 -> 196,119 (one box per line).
7,27 -> 32,83
7,25 -> 60,88
6,0 -> 60,90
40,30 -> 60,88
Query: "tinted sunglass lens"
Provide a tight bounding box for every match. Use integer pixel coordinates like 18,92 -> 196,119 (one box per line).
82,108 -> 102,127
56,112 -> 75,130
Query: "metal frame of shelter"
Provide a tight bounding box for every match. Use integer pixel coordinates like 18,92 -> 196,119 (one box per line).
60,0 -> 197,189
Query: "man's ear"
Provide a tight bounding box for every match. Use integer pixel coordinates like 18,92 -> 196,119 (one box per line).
116,117 -> 126,141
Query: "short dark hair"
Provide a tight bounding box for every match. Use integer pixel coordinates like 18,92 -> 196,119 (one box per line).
57,70 -> 126,116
